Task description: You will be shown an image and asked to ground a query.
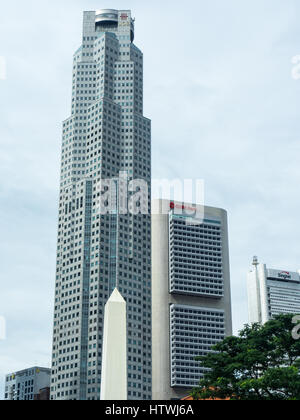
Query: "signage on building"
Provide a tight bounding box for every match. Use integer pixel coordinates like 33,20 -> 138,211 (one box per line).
267,269 -> 300,283
169,201 -> 205,225
170,202 -> 197,213
278,271 -> 291,280
119,13 -> 130,27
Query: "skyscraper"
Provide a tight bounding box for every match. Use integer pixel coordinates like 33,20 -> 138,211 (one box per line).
152,200 -> 232,400
247,256 -> 300,324
51,9 -> 152,400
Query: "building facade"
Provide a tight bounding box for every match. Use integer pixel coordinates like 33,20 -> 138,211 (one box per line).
152,200 -> 232,400
51,9 -> 152,400
247,257 -> 300,324
4,367 -> 50,401
34,387 -> 50,401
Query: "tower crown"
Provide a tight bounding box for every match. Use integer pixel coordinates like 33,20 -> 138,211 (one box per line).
95,9 -> 118,24
93,9 -> 134,41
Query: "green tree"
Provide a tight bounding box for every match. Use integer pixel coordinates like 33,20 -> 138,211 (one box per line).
192,314 -> 300,400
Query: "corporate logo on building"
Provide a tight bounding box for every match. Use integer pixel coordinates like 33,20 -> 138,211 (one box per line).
267,269 -> 300,283
169,202 -> 197,214
169,201 -> 205,225
119,13 -> 130,27
278,271 -> 292,280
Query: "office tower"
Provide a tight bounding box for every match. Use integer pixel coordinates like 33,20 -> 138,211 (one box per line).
51,9 -> 152,400
152,199 -> 232,400
247,256 -> 300,325
4,367 -> 50,401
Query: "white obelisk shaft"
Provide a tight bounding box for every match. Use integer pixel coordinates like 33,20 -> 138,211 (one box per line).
100,288 -> 127,400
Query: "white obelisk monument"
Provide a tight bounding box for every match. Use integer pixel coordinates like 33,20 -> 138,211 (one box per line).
100,288 -> 127,400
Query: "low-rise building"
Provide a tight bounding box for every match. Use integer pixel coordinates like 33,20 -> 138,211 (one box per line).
4,367 -> 50,400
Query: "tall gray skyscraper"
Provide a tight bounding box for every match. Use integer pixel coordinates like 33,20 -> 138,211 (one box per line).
152,200 -> 232,400
51,9 -> 152,400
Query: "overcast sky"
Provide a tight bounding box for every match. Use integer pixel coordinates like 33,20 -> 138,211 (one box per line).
1,0 -> 300,399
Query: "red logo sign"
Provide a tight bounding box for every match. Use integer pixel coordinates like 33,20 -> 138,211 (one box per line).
278,271 -> 291,280
120,13 -> 128,20
170,202 -> 196,213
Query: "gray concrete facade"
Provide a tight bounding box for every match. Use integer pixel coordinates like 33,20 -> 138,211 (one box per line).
152,199 -> 232,400
4,367 -> 50,400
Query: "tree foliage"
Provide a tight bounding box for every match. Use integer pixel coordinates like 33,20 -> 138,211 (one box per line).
192,314 -> 300,400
